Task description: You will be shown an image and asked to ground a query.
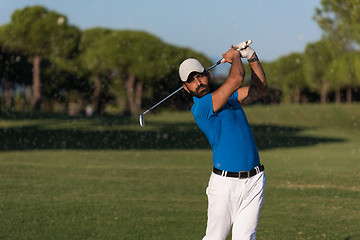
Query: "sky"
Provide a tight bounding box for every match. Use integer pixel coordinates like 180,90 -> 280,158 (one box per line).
0,0 -> 323,63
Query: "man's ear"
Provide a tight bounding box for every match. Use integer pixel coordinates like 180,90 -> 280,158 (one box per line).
183,83 -> 190,93
206,71 -> 211,80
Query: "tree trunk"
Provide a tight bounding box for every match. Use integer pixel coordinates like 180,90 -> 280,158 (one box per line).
93,75 -> 102,114
320,80 -> 328,104
335,88 -> 341,104
31,55 -> 42,111
281,87 -> 291,104
24,85 -> 32,109
301,94 -> 308,103
135,80 -> 143,111
4,79 -> 11,109
282,95 -> 291,104
126,74 -> 143,115
293,88 -> 300,104
346,86 -> 352,103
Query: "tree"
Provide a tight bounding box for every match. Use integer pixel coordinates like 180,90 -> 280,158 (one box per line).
40,56 -> 92,113
79,28 -> 116,114
0,45 -> 32,109
80,29 -> 212,115
313,0 -> 360,104
304,39 -> 344,103
314,0 -> 360,45
272,53 -> 309,103
108,30 -> 169,115
0,5 -> 81,110
326,52 -> 360,103
351,54 -> 360,102
116,33 -> 211,115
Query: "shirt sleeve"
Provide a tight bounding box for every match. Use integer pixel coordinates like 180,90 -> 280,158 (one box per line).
192,94 -> 215,122
233,90 -> 239,101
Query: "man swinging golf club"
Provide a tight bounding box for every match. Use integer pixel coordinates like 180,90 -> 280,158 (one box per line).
179,41 -> 267,240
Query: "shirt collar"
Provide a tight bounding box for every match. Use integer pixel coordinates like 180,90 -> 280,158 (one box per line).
193,96 -> 199,102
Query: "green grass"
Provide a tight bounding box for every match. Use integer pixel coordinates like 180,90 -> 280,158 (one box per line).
0,104 -> 360,239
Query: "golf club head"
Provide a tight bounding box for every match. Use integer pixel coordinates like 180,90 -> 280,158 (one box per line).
139,114 -> 145,127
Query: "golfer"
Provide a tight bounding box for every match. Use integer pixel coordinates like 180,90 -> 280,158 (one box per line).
179,41 -> 267,240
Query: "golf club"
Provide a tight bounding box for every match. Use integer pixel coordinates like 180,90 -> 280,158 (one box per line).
139,85 -> 184,127
139,40 -> 253,127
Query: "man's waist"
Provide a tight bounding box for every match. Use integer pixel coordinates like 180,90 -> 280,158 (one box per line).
213,165 -> 264,179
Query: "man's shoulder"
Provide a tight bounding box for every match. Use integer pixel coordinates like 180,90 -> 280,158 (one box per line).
194,93 -> 213,104
192,94 -> 212,112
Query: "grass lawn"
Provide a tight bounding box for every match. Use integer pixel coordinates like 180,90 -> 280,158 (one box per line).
0,104 -> 359,239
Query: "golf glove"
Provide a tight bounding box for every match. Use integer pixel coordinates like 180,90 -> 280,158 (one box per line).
236,41 -> 255,60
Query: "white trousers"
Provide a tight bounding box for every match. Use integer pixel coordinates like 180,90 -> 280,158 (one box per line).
202,171 -> 266,240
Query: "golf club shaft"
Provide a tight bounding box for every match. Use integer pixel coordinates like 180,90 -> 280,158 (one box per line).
141,86 -> 184,116
140,60 -> 220,117
140,61 -> 217,116
206,59 -> 224,72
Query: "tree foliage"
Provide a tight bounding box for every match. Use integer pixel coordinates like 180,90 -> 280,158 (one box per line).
79,29 -> 211,115
314,0 -> 360,44
0,5 -> 81,110
0,5 -> 80,58
2,4 -> 360,114
304,38 -> 343,103
269,53 -> 308,103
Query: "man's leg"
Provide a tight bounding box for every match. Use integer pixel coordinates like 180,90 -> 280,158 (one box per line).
202,173 -> 233,240
231,172 -> 266,240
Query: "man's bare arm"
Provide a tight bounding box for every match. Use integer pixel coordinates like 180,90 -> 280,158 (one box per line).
237,54 -> 267,105
212,49 -> 245,112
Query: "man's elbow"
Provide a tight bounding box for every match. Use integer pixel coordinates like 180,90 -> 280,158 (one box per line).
258,83 -> 268,97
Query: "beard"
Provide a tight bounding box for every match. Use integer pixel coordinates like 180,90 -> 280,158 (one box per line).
189,83 -> 212,98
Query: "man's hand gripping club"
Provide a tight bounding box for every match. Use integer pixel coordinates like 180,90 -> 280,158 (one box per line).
235,40 -> 255,60
211,46 -> 245,112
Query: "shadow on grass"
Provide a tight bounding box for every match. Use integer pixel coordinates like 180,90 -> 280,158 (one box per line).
0,111 -> 344,151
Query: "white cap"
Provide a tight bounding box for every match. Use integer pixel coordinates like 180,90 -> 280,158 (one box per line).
179,58 -> 205,82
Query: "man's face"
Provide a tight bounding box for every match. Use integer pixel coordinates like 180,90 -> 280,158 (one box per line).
184,72 -> 211,98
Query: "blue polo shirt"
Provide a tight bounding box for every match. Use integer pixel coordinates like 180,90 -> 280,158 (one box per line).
191,92 -> 260,172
